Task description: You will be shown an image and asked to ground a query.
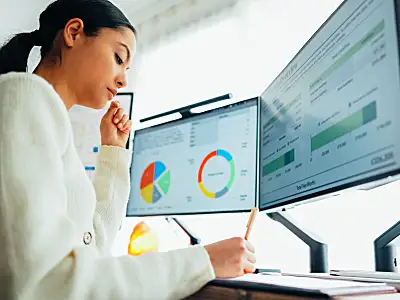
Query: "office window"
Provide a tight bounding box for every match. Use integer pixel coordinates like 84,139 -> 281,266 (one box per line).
114,0 -> 400,272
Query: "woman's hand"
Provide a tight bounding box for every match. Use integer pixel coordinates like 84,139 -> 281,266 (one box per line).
204,237 -> 256,278
100,101 -> 132,148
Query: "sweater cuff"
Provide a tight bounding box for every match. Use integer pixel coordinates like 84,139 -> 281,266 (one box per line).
190,245 -> 216,284
97,145 -> 132,169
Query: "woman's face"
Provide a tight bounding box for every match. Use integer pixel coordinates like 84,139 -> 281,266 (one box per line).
63,23 -> 136,109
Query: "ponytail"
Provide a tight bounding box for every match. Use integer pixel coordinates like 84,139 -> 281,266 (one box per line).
0,0 -> 135,76
0,30 -> 41,75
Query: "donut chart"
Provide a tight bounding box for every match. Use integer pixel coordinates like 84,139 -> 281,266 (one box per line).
198,149 -> 235,198
140,161 -> 171,204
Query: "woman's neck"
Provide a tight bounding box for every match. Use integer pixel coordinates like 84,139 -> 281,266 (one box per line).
34,62 -> 77,111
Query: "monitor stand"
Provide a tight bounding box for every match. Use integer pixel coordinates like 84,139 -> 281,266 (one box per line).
166,217 -> 201,245
267,211 -> 329,273
374,220 -> 400,272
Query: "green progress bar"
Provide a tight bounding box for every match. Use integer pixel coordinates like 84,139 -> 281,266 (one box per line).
263,94 -> 301,130
310,20 -> 385,90
263,149 -> 295,177
227,160 -> 235,190
311,101 -> 377,152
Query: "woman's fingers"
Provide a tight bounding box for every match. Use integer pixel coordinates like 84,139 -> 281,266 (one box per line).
121,120 -> 132,133
243,249 -> 256,274
117,114 -> 129,129
246,251 -> 257,264
113,107 -> 124,124
244,240 -> 255,253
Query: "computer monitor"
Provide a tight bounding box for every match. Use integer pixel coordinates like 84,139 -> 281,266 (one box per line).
127,98 -> 258,216
259,0 -> 400,211
68,92 -> 134,179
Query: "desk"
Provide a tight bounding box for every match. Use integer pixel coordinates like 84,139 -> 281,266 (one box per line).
186,284 -> 400,300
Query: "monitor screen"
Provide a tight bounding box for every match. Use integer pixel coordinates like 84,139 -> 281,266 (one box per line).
68,93 -> 134,179
259,0 -> 400,211
127,98 -> 258,216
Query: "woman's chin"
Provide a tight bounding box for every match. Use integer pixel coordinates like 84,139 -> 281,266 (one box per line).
76,98 -> 109,110
92,100 -> 109,110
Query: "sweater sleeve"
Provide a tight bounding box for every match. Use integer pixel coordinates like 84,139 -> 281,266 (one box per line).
0,74 -> 215,300
92,145 -> 132,255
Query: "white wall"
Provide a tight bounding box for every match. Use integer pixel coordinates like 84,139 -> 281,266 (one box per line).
0,0 -> 44,42
129,0 -> 344,124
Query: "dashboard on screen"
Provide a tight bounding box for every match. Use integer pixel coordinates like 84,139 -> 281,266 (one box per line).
127,98 -> 258,216
259,0 -> 400,211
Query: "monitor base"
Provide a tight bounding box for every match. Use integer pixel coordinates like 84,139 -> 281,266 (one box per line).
374,220 -> 400,272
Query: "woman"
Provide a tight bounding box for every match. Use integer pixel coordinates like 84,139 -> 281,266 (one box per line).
0,0 -> 256,299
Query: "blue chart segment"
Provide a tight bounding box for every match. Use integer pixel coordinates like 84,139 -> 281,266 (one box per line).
154,161 -> 166,181
218,149 -> 233,161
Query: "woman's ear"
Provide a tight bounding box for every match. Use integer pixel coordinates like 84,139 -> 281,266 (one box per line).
63,18 -> 85,48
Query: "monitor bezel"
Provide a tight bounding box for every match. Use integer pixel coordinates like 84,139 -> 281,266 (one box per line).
259,0 -> 400,212
115,92 -> 135,149
127,97 -> 260,217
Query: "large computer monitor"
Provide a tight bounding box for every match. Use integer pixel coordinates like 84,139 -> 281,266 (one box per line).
69,92 -> 134,179
127,98 -> 258,216
259,0 -> 400,211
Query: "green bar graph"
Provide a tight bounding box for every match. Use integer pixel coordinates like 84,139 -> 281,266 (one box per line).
310,20 -> 385,89
311,101 -> 377,152
263,94 -> 301,130
263,149 -> 295,177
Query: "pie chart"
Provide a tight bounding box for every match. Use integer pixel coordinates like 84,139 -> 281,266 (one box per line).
140,161 -> 171,204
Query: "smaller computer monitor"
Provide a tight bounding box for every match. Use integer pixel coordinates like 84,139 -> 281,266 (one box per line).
127,98 -> 259,217
69,92 -> 134,179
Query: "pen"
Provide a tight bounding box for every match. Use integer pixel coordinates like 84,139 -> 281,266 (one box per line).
255,268 -> 281,274
244,207 -> 258,240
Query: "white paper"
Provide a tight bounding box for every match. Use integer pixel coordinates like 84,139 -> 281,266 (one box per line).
223,274 -> 384,290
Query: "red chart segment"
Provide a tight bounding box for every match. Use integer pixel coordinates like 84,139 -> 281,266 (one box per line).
140,162 -> 155,189
198,150 -> 217,182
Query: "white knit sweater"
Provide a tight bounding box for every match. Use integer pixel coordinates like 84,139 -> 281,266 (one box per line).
0,72 -> 215,300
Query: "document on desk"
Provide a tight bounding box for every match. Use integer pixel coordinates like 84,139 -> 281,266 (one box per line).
330,270 -> 400,281
211,274 -> 397,297
284,272 -> 400,290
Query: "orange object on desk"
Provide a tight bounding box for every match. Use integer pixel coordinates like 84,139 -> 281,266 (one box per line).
128,221 -> 159,256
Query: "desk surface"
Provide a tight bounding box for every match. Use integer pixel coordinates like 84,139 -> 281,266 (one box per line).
186,285 -> 400,300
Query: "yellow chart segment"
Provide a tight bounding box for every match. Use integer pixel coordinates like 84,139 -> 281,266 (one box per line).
198,182 -> 215,198
141,184 -> 154,204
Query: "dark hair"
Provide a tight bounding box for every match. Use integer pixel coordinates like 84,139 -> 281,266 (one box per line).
0,0 -> 136,75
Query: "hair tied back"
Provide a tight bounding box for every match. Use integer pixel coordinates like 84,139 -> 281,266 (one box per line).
30,29 -> 45,47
